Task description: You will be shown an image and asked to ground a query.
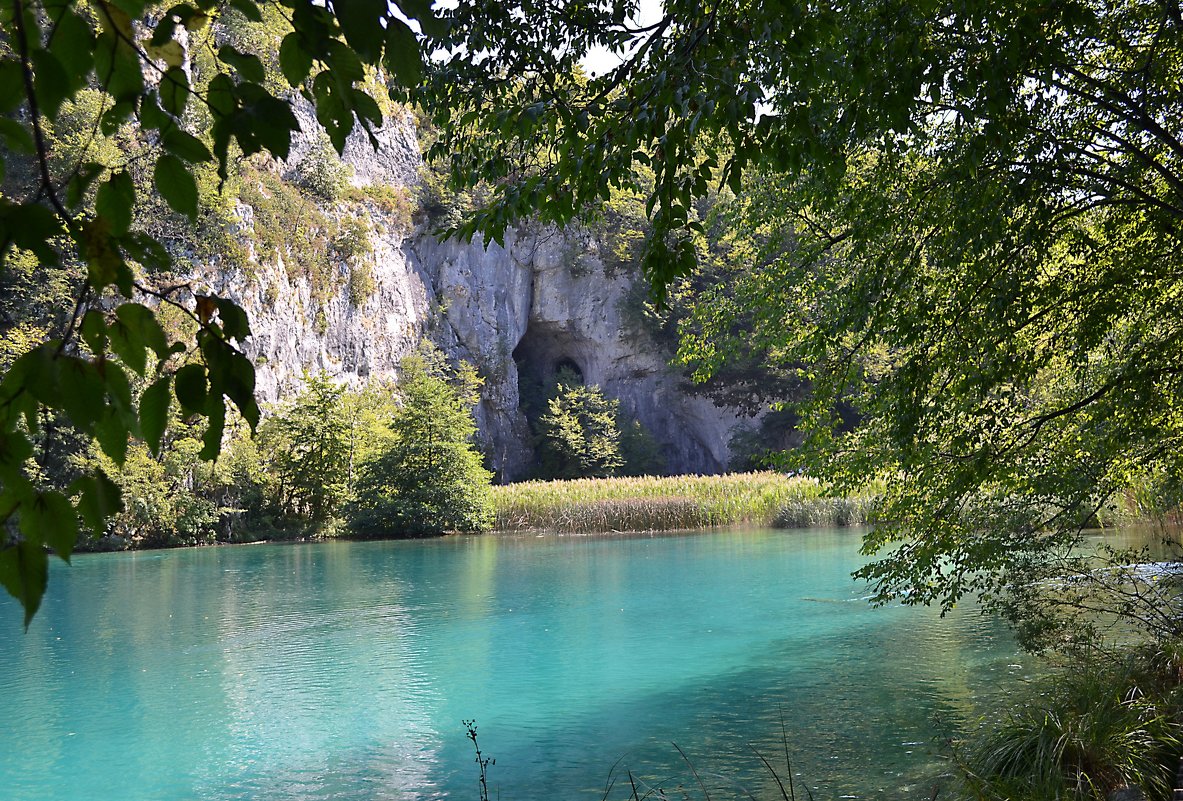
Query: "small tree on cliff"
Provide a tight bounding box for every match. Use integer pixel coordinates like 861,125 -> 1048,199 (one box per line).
349,346 -> 493,536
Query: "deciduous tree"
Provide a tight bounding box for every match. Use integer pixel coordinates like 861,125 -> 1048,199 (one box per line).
349,345 -> 493,536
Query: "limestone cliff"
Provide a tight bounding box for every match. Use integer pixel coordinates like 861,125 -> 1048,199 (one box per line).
203,106 -> 759,480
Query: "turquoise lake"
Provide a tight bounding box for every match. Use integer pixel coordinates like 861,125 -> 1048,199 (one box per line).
0,528 -> 1034,801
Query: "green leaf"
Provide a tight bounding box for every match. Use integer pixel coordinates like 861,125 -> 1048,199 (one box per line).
225,352 -> 258,427
31,49 -> 72,118
218,45 -> 265,84
228,0 -> 262,22
20,491 -> 78,562
312,71 -> 350,152
48,9 -> 95,79
160,66 -> 190,116
66,161 -> 105,208
121,232 -> 172,272
214,298 -> 250,342
110,0 -> 148,17
93,31 -> 144,102
352,87 -> 383,130
95,172 -> 135,235
200,393 -> 225,460
146,38 -> 185,68
110,305 -> 169,378
116,304 -> 170,358
1,201 -> 63,265
99,100 -> 135,134
336,0 -> 387,64
238,88 -> 299,159
394,0 -> 445,36
206,73 -> 236,117
0,540 -> 49,629
0,430 -> 34,483
57,356 -> 105,432
154,153 -> 198,219
71,472 -> 122,535
107,315 -> 146,376
140,93 -> 171,131
79,310 -> 107,355
103,363 -> 136,428
162,128 -> 212,163
279,33 -> 313,87
0,359 -> 40,434
79,218 -> 133,295
8,342 -> 58,409
201,336 -> 257,430
149,7 -> 181,46
325,39 -> 365,83
0,60 -> 24,112
94,410 -> 129,465
140,376 -> 171,455
174,363 -> 208,413
0,118 -> 35,153
384,18 -> 422,87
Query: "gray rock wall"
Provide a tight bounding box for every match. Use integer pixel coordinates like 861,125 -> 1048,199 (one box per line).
209,105 -> 759,480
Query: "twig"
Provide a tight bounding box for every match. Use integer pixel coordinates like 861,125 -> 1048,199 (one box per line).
671,742 -> 711,801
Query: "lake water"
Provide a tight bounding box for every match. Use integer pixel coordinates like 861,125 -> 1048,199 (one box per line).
0,528 -> 1034,801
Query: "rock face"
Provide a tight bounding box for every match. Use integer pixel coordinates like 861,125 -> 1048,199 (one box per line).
211,106 -> 759,480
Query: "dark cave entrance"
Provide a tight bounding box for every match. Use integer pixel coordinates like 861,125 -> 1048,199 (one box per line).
513,322 -> 592,426
552,357 -> 583,383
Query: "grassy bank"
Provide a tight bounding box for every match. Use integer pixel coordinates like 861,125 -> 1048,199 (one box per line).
491,472 -> 879,534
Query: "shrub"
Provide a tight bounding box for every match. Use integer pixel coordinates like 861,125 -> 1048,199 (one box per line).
618,418 -> 666,476
297,137 -> 351,201
348,183 -> 415,234
348,261 -> 377,307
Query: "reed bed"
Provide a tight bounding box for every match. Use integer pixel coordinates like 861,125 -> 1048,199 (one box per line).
491,472 -> 878,534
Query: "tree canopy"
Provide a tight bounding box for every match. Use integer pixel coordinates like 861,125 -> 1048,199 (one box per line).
349,346 -> 493,537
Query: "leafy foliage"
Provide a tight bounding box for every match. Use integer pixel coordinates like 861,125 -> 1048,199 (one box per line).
96,437 -> 221,547
958,649 -> 1183,801
618,418 -> 666,477
350,345 -> 493,537
408,2 -> 1183,649
534,368 -> 623,480
644,0 -> 1183,650
256,372 -> 351,529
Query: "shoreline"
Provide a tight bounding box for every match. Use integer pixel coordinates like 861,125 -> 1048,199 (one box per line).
72,518 -> 875,556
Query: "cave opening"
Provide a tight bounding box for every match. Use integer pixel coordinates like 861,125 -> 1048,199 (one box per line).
512,322 -> 592,430
553,357 -> 583,384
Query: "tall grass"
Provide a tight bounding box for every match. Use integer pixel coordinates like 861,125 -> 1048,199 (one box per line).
491,472 -> 879,534
957,645 -> 1183,801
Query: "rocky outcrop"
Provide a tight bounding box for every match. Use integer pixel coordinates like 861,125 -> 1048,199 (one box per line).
209,106 -> 761,480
